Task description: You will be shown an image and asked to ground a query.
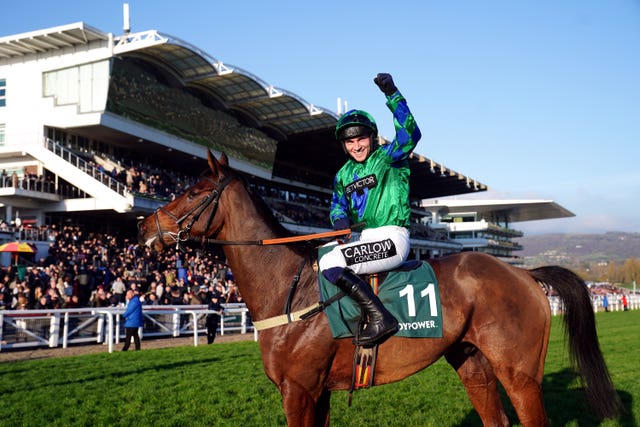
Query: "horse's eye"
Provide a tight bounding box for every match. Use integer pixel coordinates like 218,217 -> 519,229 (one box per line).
187,190 -> 200,200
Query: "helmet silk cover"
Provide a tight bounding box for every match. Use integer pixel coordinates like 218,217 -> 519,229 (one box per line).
335,110 -> 378,141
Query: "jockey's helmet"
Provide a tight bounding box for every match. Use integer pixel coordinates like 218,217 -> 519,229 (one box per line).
335,109 -> 378,142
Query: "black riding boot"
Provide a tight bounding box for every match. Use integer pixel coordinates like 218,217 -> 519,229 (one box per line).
334,268 -> 399,346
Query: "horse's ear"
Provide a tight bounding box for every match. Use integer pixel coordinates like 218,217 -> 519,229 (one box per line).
207,150 -> 224,176
219,153 -> 229,166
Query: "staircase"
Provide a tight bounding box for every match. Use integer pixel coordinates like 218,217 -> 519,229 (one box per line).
25,139 -> 134,213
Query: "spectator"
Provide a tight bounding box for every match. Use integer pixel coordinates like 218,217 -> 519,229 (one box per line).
90,286 -> 110,308
35,295 -> 50,310
110,276 -> 126,304
204,285 -> 224,344
144,292 -> 159,306
64,294 -> 81,309
0,292 -> 8,310
121,289 -> 144,351
0,223 -> 246,312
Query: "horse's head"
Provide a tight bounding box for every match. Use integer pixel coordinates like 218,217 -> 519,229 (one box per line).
138,150 -> 234,252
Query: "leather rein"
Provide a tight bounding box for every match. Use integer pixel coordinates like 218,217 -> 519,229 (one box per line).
150,173 -> 352,330
153,173 -> 355,250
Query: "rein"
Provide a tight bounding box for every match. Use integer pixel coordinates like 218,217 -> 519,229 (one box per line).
153,172 -> 358,250
153,172 -> 361,331
189,228 -> 355,246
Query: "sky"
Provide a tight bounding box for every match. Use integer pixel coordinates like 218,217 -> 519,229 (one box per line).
3,1 -> 640,235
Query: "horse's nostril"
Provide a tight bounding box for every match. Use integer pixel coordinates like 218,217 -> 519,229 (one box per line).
137,221 -> 146,233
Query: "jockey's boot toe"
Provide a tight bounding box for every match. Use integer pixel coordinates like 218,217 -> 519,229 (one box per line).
354,312 -> 399,347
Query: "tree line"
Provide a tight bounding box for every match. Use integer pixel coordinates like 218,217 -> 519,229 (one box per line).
570,257 -> 640,286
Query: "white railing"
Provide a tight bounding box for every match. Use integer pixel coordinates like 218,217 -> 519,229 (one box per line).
43,138 -> 129,196
3,295 -> 636,354
0,304 -> 254,354
547,293 -> 639,316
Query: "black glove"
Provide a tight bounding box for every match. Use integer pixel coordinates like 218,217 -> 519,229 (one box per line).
333,217 -> 350,231
374,73 -> 397,96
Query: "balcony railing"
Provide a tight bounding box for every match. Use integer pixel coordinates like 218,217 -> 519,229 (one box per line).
43,138 -> 129,197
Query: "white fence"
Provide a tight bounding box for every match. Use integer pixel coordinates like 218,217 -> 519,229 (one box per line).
547,293 -> 640,316
2,295 -> 638,354
0,303 -> 255,353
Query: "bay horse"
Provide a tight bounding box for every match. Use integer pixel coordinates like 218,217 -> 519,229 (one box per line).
138,151 -> 619,426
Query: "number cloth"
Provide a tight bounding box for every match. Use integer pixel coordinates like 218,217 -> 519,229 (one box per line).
318,252 -> 443,339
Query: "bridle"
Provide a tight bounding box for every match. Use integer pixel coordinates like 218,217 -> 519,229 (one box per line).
146,170 -> 358,250
144,170 -> 327,328
142,168 -> 359,330
150,174 -> 235,252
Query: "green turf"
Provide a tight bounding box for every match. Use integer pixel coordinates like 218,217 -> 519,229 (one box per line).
0,310 -> 638,426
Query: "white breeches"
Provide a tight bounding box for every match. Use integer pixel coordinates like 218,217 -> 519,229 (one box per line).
319,225 -> 410,275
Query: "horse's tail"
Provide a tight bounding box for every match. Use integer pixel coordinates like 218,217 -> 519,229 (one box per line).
529,266 -> 620,419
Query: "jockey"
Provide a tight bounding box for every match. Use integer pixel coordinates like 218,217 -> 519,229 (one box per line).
320,73 -> 421,346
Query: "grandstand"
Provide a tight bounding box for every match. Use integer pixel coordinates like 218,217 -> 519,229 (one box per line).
0,21 -> 490,261
422,199 -> 575,265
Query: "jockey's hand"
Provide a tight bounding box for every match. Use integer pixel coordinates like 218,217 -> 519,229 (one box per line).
374,73 -> 398,96
333,217 -> 350,231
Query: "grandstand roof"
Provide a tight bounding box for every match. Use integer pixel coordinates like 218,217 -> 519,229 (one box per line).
0,22 -> 107,58
1,22 -> 488,200
420,199 -> 575,222
112,29 -> 338,138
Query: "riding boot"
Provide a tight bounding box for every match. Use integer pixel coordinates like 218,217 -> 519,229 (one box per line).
334,268 -> 399,346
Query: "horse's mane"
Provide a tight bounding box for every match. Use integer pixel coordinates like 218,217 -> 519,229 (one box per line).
243,179 -> 294,237
196,161 -> 318,259
195,165 -> 291,238
243,180 -> 318,259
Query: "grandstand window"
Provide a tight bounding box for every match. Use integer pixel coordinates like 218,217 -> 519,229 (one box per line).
0,78 -> 6,107
43,61 -> 109,113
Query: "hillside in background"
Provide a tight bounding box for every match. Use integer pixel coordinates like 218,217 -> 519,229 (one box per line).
516,232 -> 640,266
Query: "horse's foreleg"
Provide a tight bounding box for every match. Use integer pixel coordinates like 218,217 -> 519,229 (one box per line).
279,378 -> 330,427
445,345 -> 510,427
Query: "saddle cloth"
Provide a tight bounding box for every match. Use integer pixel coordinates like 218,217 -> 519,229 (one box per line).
318,257 -> 443,339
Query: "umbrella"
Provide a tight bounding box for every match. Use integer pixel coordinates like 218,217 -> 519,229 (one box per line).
0,241 -> 35,253
0,241 -> 35,265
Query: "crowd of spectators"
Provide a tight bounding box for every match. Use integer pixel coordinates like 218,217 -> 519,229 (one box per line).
0,224 -> 242,311
587,282 -> 628,296
107,161 -> 196,200
107,57 -> 278,170
0,221 -> 633,312
52,138 -> 199,202
0,167 -> 86,199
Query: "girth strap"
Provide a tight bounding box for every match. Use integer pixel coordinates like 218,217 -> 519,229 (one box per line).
252,304 -> 322,331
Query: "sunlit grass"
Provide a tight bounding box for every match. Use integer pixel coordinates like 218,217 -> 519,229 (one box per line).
0,310 -> 637,426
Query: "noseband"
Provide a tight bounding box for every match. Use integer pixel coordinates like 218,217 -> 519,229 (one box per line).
152,174 -> 235,251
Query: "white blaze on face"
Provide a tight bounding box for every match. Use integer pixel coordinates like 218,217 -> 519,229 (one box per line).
144,235 -> 158,248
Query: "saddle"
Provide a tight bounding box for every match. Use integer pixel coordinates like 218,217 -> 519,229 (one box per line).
316,258 -> 443,400
317,259 -> 442,340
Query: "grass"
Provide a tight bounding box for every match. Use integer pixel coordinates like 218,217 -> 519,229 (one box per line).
0,310 -> 638,426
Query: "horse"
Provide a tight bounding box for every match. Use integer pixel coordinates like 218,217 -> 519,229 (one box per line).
138,151 -> 619,426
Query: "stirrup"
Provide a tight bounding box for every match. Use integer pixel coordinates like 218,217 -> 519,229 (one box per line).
353,316 -> 398,347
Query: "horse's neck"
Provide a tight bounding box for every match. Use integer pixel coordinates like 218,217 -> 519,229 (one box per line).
218,188 -> 311,320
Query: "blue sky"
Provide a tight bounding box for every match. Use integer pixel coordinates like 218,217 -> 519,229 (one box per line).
4,1 -> 639,235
